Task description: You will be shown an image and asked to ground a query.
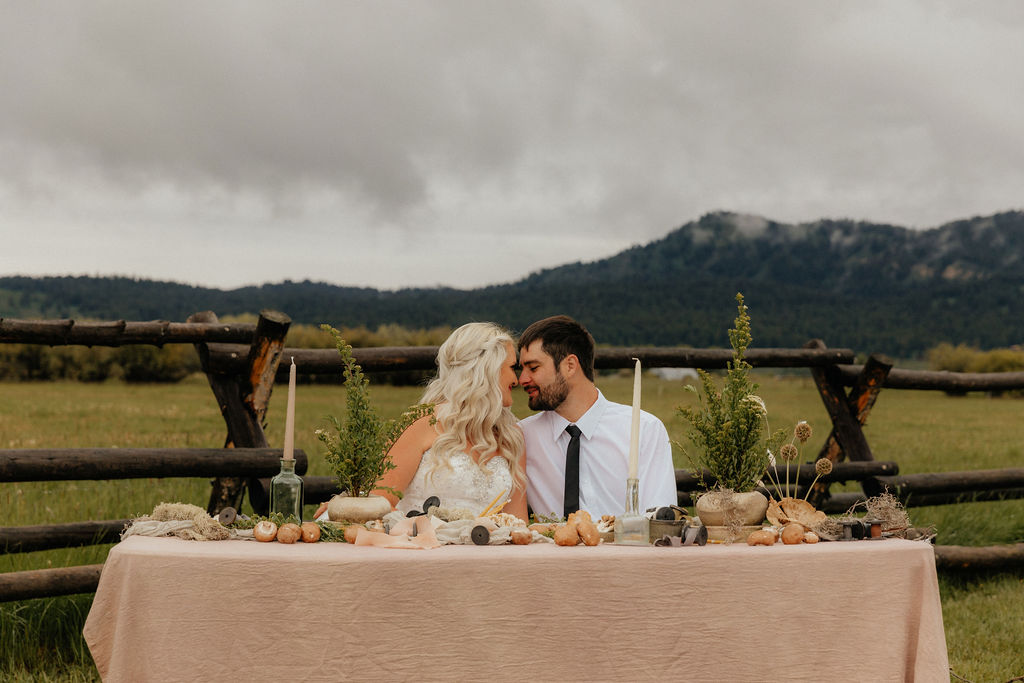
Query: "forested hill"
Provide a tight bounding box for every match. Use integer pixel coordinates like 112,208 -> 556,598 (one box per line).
4,210 -> 1024,356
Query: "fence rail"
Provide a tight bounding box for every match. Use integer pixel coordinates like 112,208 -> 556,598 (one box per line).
0,317 -> 256,345
0,565 -> 104,602
834,364 -> 1024,392
0,448 -> 306,482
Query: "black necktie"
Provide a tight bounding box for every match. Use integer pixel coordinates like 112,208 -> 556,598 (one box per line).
563,424 -> 582,518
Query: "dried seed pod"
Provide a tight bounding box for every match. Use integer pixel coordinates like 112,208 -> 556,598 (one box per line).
253,520 -> 278,542
471,525 -> 491,545
300,522 -> 321,543
217,507 -> 237,526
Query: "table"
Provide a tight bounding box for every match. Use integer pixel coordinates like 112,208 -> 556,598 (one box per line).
84,535 -> 948,682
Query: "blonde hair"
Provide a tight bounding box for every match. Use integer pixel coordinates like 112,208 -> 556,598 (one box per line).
421,322 -> 525,490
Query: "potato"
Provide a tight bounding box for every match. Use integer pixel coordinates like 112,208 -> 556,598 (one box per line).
746,529 -> 777,546
781,523 -> 806,545
300,522 -> 322,543
510,528 -> 532,545
567,510 -> 592,526
554,523 -> 581,546
343,524 -> 362,544
576,520 -> 600,546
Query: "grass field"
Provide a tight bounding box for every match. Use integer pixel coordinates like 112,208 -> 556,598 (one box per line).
2,372 -> 1023,680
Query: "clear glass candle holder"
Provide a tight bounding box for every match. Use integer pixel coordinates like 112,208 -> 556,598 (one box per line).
270,458 -> 304,521
614,477 -> 650,545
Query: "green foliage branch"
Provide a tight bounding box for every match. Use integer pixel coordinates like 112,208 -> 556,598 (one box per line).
315,325 -> 433,498
677,293 -> 786,492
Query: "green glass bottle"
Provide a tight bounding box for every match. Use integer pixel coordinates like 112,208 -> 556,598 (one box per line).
270,458 -> 303,521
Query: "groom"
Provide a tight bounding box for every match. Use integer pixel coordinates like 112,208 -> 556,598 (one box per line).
517,315 -> 677,518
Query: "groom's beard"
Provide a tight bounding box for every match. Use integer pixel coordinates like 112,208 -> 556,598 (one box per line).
527,372 -> 569,411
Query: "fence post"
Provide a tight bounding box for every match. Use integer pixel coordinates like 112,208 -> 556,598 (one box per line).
190,310 -> 291,515
242,311 -> 292,514
807,353 -> 893,506
805,340 -> 888,502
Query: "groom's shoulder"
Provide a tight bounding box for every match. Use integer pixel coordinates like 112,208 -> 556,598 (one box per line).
602,399 -> 668,429
519,411 -> 546,429
519,411 -> 555,441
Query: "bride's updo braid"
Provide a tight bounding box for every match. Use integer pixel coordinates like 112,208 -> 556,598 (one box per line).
420,322 -> 525,489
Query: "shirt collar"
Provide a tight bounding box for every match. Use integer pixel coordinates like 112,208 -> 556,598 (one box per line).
545,389 -> 609,441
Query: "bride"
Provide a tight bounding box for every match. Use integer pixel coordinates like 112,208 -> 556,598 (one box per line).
374,322 -> 528,521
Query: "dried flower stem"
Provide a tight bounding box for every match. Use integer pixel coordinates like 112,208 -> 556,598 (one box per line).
802,458 -> 834,501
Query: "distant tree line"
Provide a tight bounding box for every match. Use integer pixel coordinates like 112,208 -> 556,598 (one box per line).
4,273 -> 1024,359
926,342 -> 1024,373
0,343 -> 200,383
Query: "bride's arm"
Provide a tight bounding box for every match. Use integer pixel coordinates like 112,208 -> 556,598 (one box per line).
372,414 -> 438,506
505,480 -> 528,523
505,432 -> 529,522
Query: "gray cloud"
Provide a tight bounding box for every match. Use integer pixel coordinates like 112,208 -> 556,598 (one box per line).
2,1 -> 1023,289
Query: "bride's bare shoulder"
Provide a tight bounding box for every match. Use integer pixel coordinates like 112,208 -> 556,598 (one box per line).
401,413 -> 440,447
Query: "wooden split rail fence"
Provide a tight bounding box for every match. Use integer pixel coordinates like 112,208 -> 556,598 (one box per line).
0,448 -> 307,601
2,312 -> 1024,601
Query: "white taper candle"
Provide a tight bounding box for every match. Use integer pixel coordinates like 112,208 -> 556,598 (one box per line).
283,356 -> 296,460
628,357 -> 641,480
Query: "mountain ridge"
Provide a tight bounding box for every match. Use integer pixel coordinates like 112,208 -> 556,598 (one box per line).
4,209 -> 1024,356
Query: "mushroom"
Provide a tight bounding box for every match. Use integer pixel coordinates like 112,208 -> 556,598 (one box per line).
276,523 -> 302,544
300,522 -> 322,543
253,520 -> 278,542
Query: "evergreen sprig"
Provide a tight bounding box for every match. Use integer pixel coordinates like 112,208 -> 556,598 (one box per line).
678,293 -> 786,492
316,325 -> 433,498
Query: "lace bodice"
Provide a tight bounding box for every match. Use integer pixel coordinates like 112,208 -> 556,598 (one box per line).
396,449 -> 513,515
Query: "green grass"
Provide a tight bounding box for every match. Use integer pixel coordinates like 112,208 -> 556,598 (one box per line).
2,372 -> 1024,680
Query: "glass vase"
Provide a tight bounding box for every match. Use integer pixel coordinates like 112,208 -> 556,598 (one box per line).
270,458 -> 304,522
614,477 -> 650,544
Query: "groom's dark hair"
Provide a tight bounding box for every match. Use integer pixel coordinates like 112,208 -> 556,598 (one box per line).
518,315 -> 596,381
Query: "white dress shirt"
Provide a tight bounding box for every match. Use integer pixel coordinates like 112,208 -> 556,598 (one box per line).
520,390 -> 678,518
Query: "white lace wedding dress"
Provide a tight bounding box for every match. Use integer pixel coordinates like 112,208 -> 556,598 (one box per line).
395,449 -> 513,515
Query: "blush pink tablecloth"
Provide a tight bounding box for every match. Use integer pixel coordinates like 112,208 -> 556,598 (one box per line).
84,535 -> 948,682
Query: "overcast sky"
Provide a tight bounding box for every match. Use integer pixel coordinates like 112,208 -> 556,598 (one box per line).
2,1 -> 1022,291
